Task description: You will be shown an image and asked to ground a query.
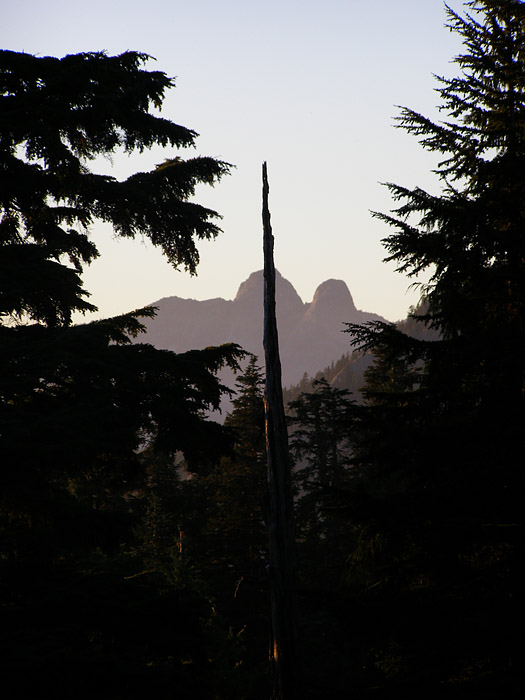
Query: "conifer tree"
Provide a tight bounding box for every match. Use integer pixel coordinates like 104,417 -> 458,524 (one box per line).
0,48 -> 240,537
288,379 -> 355,584
225,355 -> 267,464
289,380 -> 354,517
0,49 -> 243,696
349,0 -> 525,512
163,357 -> 269,696
197,355 -> 268,584
0,50 -> 229,328
343,2 -> 525,691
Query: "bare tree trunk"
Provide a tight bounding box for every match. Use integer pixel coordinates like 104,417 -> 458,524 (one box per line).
262,162 -> 297,700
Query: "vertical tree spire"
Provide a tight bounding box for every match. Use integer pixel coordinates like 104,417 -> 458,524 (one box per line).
262,162 -> 296,699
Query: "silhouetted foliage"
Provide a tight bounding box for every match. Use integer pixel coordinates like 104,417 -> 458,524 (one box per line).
5,3 -> 525,696
0,49 -> 244,697
139,357 -> 270,697
198,356 -> 268,584
340,1 -> 525,694
288,379 -> 355,571
282,352 -> 370,406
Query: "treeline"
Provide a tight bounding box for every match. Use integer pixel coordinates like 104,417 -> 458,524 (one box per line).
283,302 -> 439,406
2,2 -> 525,698
283,351 -> 369,405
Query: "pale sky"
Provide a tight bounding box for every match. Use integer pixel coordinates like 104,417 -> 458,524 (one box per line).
2,0 -> 464,322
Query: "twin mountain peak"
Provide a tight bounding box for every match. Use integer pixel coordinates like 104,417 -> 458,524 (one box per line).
140,270 -> 385,387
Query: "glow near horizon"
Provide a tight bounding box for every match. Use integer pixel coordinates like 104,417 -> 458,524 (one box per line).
2,0 -> 464,322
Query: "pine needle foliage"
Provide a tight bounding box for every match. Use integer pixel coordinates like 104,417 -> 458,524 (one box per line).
341,3 -> 525,692
0,49 -> 244,697
349,0 -> 525,454
0,49 -> 231,327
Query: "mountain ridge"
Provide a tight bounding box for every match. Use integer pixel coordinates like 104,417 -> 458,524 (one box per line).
138,270 -> 386,387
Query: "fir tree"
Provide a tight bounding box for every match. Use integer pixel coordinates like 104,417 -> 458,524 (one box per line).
288,378 -> 356,584
343,2 -> 525,692
0,49 -> 243,697
0,50 -> 229,329
349,0 -> 525,514
198,356 -> 268,584
0,48 -> 240,539
169,356 -> 269,696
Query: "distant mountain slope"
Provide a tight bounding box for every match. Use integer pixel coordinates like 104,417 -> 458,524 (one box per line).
137,270 -> 386,386
282,303 -> 441,406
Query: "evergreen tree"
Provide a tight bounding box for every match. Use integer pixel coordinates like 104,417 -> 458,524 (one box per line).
288,378 -> 356,584
0,47 -> 240,537
342,2 -> 525,692
163,356 -> 269,697
197,356 -> 268,586
0,49 -> 243,697
0,49 -> 229,324
225,355 -> 267,465
289,379 -> 354,498
349,0 -> 525,515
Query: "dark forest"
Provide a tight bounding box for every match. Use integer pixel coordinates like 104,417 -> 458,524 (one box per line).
1,2 -> 524,698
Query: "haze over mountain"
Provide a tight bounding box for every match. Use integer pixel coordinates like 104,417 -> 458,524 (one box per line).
139,270 -> 386,386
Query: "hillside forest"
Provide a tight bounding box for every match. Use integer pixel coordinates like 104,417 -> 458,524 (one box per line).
1,2 -> 524,698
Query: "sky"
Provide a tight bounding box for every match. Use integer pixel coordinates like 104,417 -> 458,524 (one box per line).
3,0 -> 465,322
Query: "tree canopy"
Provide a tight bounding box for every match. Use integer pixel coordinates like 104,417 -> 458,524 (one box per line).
0,50 -> 231,327
349,0 -> 525,499
0,49 -> 244,697
3,3 -> 525,695
341,1 -> 525,692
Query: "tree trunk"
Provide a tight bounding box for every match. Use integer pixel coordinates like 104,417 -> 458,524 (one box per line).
262,162 -> 297,700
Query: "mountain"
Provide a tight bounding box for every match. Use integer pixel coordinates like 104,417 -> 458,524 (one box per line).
137,270 -> 385,387
282,300 -> 442,406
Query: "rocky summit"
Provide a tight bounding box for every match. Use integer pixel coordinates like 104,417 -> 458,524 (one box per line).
138,270 -> 385,387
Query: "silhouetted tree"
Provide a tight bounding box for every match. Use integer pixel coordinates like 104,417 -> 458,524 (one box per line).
139,357 -> 270,697
0,49 -> 243,698
349,0 -> 525,519
343,1 -> 525,692
263,163 -> 296,700
288,379 -> 355,572
196,356 -> 268,584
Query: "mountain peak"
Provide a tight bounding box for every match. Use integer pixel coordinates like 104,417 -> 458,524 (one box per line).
307,279 -> 357,317
233,269 -> 265,302
234,269 -> 305,315
138,270 -> 385,386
